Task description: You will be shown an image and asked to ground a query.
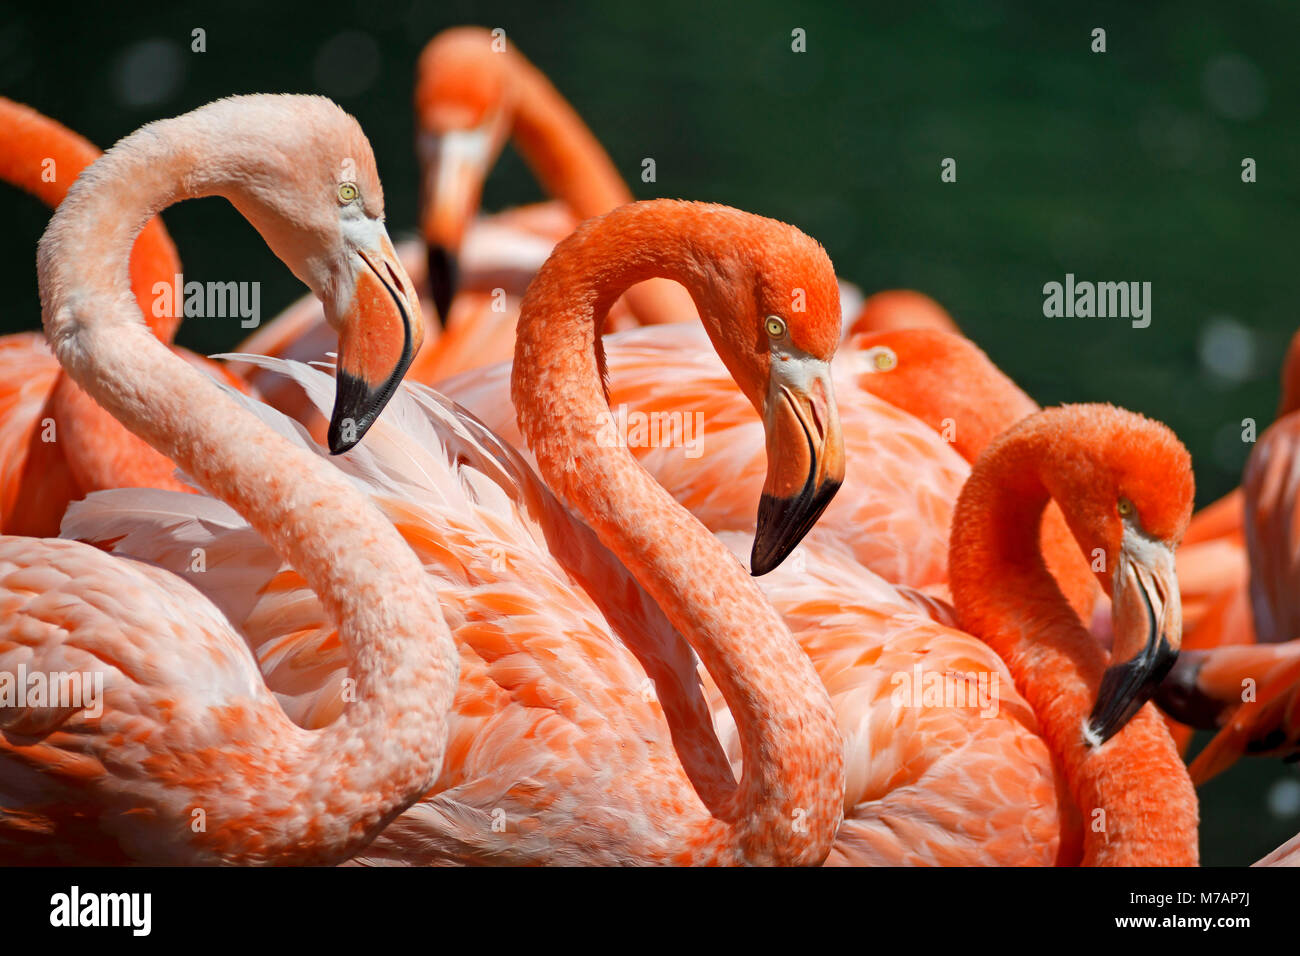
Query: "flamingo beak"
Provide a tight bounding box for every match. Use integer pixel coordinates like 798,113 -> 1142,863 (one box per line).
1086,531 -> 1182,745
426,244 -> 458,330
417,127 -> 495,326
752,359 -> 845,575
328,234 -> 425,454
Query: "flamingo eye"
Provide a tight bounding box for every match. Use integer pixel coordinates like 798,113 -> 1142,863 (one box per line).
866,346 -> 897,372
1118,497 -> 1135,517
337,182 -> 359,204
765,315 -> 787,339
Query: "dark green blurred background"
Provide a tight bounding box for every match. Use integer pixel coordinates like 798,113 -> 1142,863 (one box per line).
1,0 -> 1295,864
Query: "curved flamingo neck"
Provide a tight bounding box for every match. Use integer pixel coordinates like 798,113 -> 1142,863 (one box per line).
36,100 -> 458,863
512,201 -> 844,864
948,420 -> 1198,865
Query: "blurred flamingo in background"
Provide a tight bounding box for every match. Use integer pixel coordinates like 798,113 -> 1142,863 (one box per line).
237,25 -> 697,428
0,95 -> 458,864
1153,329 -> 1300,753
1158,330 -> 1300,661
0,97 -> 250,537
411,26 -> 693,331
1156,330 -> 1300,779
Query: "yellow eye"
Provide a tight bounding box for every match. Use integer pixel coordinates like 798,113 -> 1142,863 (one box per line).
1118,497 -> 1134,517
765,316 -> 786,338
867,346 -> 897,372
337,182 -> 359,204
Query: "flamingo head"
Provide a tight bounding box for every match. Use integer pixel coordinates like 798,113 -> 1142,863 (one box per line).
687,211 -> 846,574
1038,405 -> 1194,745
415,27 -> 515,325
227,96 -> 425,455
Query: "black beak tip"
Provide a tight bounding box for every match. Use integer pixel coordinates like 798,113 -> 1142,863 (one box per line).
750,479 -> 841,576
327,413 -> 373,455
749,544 -> 784,578
1085,636 -> 1179,747
327,426 -> 362,456
427,244 -> 458,328
328,370 -> 389,455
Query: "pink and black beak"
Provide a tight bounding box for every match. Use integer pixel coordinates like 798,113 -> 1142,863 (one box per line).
329,236 -> 425,454
418,128 -> 497,327
752,360 -> 845,575
1085,534 -> 1182,745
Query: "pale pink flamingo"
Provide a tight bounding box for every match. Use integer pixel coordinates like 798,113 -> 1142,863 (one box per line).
77,206 -> 1196,865
0,97 -> 252,538
0,94 -> 458,864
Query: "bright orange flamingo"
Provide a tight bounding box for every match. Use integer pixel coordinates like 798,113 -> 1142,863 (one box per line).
440,320 -> 968,589
66,199 -> 852,865
842,328 -> 1100,618
78,209 -> 1195,865
710,404 -> 1198,865
0,95 -> 457,864
842,304 -> 1239,656
0,97 -> 249,538
946,404 -> 1198,864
